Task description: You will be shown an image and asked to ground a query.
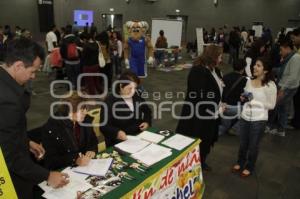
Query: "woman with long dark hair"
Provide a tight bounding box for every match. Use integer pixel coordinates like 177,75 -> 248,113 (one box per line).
176,45 -> 224,171
81,33 -> 103,95
96,31 -> 112,89
232,56 -> 277,177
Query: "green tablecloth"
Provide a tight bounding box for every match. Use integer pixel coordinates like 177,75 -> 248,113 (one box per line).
101,128 -> 204,199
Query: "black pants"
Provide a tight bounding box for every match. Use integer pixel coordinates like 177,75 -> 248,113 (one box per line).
99,63 -> 112,90
65,63 -> 80,89
199,119 -> 218,165
112,55 -> 122,76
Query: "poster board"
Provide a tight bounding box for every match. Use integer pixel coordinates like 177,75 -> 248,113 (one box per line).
0,148 -> 17,199
151,19 -> 183,48
196,28 -> 205,56
252,25 -> 263,37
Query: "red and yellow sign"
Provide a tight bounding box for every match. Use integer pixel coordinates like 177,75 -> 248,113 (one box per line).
0,148 -> 17,199
122,140 -> 204,199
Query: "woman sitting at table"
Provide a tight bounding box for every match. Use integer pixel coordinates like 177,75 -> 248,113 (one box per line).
41,91 -> 98,170
100,71 -> 152,147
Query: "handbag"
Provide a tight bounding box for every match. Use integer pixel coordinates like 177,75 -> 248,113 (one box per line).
97,42 -> 106,68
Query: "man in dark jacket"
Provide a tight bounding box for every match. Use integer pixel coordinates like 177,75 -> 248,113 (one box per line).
0,38 -> 69,199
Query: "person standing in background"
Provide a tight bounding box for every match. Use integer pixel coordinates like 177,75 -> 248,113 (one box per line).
290,28 -> 300,129
219,59 -> 247,136
155,30 -> 168,67
244,39 -> 266,77
60,25 -> 81,90
268,38 -> 300,136
81,33 -> 103,95
96,31 -> 112,89
228,27 -> 241,65
111,31 -> 123,77
46,25 -> 58,53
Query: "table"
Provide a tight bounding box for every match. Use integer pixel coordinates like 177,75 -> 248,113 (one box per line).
101,130 -> 205,199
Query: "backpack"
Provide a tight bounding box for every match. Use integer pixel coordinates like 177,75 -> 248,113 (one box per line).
50,48 -> 62,67
67,42 -> 78,59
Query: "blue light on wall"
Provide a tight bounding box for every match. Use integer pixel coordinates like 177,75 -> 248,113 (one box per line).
74,10 -> 93,26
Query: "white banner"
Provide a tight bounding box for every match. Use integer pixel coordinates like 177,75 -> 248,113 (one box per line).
196,28 -> 204,56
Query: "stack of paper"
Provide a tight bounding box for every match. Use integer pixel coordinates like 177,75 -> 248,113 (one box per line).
73,158 -> 113,176
162,134 -> 195,150
114,137 -> 150,154
131,143 -> 172,167
137,131 -> 165,143
39,167 -> 92,199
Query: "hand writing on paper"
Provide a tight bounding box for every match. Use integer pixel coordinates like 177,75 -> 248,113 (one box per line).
47,172 -> 69,188
76,153 -> 91,166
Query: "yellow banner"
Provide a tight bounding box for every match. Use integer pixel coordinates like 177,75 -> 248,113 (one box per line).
121,140 -> 204,199
0,148 -> 18,199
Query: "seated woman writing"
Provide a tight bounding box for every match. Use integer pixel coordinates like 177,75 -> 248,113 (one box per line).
41,91 -> 98,170
100,71 -> 152,147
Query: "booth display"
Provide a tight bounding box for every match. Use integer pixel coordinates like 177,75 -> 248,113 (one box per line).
40,129 -> 204,199
151,19 -> 183,48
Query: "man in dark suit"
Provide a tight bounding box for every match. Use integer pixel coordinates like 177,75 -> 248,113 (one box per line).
0,38 -> 69,199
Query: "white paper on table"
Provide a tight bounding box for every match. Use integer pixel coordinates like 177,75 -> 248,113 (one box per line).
131,143 -> 172,166
162,134 -> 195,151
114,137 -> 150,154
39,167 -> 89,193
137,131 -> 165,143
73,158 -> 113,176
63,167 -> 89,181
39,181 -> 53,193
42,178 -> 92,199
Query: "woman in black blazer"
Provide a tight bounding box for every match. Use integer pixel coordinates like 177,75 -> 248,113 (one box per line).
176,45 -> 224,171
100,71 -> 152,147
41,92 -> 98,170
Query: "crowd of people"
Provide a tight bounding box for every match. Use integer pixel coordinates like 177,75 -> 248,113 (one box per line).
178,26 -> 300,178
0,22 -> 300,198
43,23 -> 123,93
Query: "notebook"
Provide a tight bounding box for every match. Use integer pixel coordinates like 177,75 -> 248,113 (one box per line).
73,158 -> 113,177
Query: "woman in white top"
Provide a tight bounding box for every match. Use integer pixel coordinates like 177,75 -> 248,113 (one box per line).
232,56 -> 277,177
